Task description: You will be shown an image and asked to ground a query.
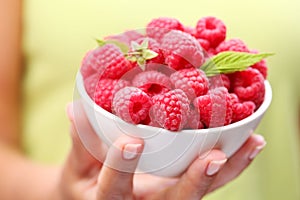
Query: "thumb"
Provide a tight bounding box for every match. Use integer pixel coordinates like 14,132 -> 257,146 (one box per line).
97,136 -> 144,199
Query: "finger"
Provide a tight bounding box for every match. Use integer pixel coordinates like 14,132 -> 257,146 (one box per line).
159,150 -> 227,200
65,102 -> 107,178
97,136 -> 144,199
208,134 -> 266,192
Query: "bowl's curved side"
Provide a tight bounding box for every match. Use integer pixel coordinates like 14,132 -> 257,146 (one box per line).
75,72 -> 272,177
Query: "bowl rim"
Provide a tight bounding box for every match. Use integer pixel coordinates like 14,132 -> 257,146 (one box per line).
76,72 -> 272,134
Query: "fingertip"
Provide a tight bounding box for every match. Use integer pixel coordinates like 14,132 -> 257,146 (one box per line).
251,134 -> 267,147
66,102 -> 74,121
248,134 -> 267,160
198,149 -> 228,177
122,143 -> 143,160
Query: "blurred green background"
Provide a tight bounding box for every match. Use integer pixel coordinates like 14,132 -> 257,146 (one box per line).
22,0 -> 300,199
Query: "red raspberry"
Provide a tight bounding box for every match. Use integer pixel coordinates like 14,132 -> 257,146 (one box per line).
80,50 -> 98,79
132,70 -> 171,97
193,87 -> 233,127
250,50 -> 268,79
150,89 -> 190,131
170,68 -> 209,100
146,17 -> 184,43
161,30 -> 205,70
83,44 -> 134,80
209,74 -> 231,90
231,68 -> 265,107
105,30 -> 144,46
229,93 -> 256,122
196,16 -> 226,48
94,79 -> 130,112
83,73 -> 100,98
185,108 -> 205,129
233,101 -> 256,123
216,38 -> 249,54
112,87 -> 152,124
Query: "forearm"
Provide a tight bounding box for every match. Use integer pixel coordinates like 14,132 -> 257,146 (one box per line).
0,0 -> 23,149
0,143 -> 62,200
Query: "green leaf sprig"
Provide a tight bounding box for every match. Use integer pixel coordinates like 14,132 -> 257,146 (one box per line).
201,51 -> 274,77
125,38 -> 158,70
95,38 -> 130,53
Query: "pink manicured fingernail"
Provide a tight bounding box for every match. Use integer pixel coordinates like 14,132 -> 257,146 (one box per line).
122,144 -> 142,160
249,142 -> 266,160
206,159 -> 227,176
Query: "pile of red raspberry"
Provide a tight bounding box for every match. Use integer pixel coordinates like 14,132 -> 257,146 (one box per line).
80,16 -> 268,131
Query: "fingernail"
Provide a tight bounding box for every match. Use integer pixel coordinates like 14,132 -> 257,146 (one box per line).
122,144 -> 142,160
66,103 -> 74,121
249,142 -> 266,160
206,159 -> 227,176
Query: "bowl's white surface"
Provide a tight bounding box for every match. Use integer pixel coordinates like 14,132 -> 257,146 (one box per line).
75,73 -> 272,177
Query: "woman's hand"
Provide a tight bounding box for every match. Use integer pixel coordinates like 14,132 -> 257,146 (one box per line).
57,102 -> 266,200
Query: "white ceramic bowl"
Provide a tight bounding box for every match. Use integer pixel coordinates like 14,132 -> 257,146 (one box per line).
75,72 -> 272,177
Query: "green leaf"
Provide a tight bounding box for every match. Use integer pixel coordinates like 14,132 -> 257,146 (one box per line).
125,38 -> 159,71
140,38 -> 149,50
201,51 -> 274,77
95,38 -> 129,53
142,49 -> 158,60
131,41 -> 140,51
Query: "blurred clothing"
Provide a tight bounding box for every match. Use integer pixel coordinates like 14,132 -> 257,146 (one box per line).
22,0 -> 300,199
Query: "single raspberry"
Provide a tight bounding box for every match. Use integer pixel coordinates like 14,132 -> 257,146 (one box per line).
170,68 -> 209,100
150,89 -> 190,131
105,30 -> 144,46
231,68 -> 265,107
83,44 -> 134,80
208,74 -> 231,90
146,17 -> 184,43
185,108 -> 205,129
80,50 -> 98,79
250,50 -> 268,79
196,16 -> 226,48
83,73 -> 100,98
232,101 -> 256,123
112,87 -> 152,124
161,30 -> 205,70
132,70 -> 171,97
94,79 -> 130,112
215,38 -> 249,54
193,87 -> 233,127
